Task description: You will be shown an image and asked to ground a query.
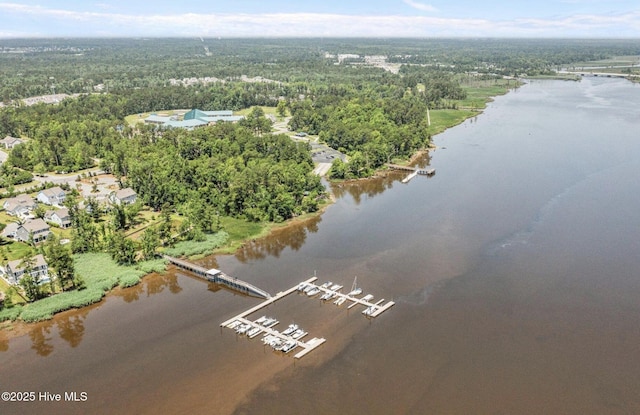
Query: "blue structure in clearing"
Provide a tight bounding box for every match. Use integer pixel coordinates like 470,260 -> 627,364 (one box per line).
144,109 -> 244,130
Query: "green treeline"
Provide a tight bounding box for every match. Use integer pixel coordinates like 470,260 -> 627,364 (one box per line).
117,120 -> 324,222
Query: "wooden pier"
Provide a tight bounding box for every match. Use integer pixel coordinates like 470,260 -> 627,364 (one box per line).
386,163 -> 435,176
165,256 -> 271,299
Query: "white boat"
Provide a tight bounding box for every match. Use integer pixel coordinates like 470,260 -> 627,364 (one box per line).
297,282 -> 308,292
281,340 -> 297,353
247,326 -> 262,337
320,281 -> 332,288
362,306 -> 378,316
291,329 -> 307,340
334,296 -> 346,306
262,335 -> 277,344
227,320 -> 242,329
306,287 -> 321,296
329,284 -> 342,291
303,284 -> 316,294
261,317 -> 278,327
254,316 -> 267,324
272,338 -> 286,350
283,324 -> 298,336
347,276 -> 362,296
361,294 -> 374,302
236,324 -> 250,334
320,291 -> 336,301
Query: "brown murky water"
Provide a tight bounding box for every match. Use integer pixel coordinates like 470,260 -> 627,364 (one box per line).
2,78 -> 640,414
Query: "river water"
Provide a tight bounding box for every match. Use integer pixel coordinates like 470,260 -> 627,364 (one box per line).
2,78 -> 640,414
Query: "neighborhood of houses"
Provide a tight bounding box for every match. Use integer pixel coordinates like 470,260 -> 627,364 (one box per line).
0,181 -> 138,288
0,107 -> 242,290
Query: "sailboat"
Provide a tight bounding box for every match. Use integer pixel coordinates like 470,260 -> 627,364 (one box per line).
347,276 -> 362,296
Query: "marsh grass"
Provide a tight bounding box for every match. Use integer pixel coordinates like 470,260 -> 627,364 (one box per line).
0,305 -> 23,322
7,253 -> 168,322
162,231 -> 229,257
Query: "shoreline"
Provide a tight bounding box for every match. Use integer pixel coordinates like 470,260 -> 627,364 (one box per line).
0,81 -> 516,331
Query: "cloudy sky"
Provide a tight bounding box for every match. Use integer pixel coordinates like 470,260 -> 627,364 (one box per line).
0,0 -> 638,38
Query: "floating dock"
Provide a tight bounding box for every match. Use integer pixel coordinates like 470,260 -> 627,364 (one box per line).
165,256 -> 271,299
220,276 -> 394,359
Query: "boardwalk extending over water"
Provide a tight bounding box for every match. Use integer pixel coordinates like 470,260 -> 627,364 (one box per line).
387,163 -> 435,176
165,256 -> 271,299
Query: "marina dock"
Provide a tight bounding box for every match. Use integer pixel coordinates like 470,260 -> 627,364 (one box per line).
220,275 -> 394,359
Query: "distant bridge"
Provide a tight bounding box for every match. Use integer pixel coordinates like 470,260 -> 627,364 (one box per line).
561,70 -> 638,80
165,256 -> 271,299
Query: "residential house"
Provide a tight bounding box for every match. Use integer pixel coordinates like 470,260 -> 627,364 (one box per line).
37,186 -> 66,207
44,207 -> 71,228
0,254 -> 49,285
15,218 -> 50,244
0,135 -> 24,150
3,194 -> 36,218
1,222 -> 20,239
109,188 -> 137,205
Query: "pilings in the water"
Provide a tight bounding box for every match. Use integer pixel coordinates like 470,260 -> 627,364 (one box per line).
164,255 -> 271,299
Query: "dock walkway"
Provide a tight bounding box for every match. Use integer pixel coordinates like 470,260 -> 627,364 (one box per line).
165,255 -> 271,299
387,163 -> 435,176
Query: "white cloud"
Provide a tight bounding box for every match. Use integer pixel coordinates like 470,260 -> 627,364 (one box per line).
0,2 -> 638,37
403,0 -> 438,13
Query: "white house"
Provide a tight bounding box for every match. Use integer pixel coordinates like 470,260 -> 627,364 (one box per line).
37,186 -> 66,207
0,135 -> 24,149
3,194 -> 36,218
0,254 -> 49,285
15,218 -> 50,244
1,222 -> 20,239
109,188 -> 137,205
44,207 -> 71,228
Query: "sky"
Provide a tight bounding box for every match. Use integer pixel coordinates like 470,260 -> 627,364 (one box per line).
0,0 -> 638,38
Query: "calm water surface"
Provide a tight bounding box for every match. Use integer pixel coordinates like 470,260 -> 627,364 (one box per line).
2,78 -> 640,414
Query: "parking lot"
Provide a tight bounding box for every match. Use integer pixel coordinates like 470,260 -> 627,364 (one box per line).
310,142 -> 346,164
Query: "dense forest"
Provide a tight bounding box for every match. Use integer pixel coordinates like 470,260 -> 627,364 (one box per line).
1,37 -> 639,205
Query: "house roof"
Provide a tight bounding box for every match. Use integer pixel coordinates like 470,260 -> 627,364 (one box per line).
1,222 -> 20,237
1,135 -> 23,145
114,188 -> 137,200
44,207 -> 70,221
145,114 -> 173,123
7,254 -> 48,273
39,186 -> 65,198
3,194 -> 35,211
53,207 -> 70,220
22,218 -> 50,232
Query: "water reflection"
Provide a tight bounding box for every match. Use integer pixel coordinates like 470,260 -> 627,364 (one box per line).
113,271 -> 183,303
233,214 -> 322,262
330,152 -> 433,204
0,271 -> 184,355
29,321 -> 54,356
